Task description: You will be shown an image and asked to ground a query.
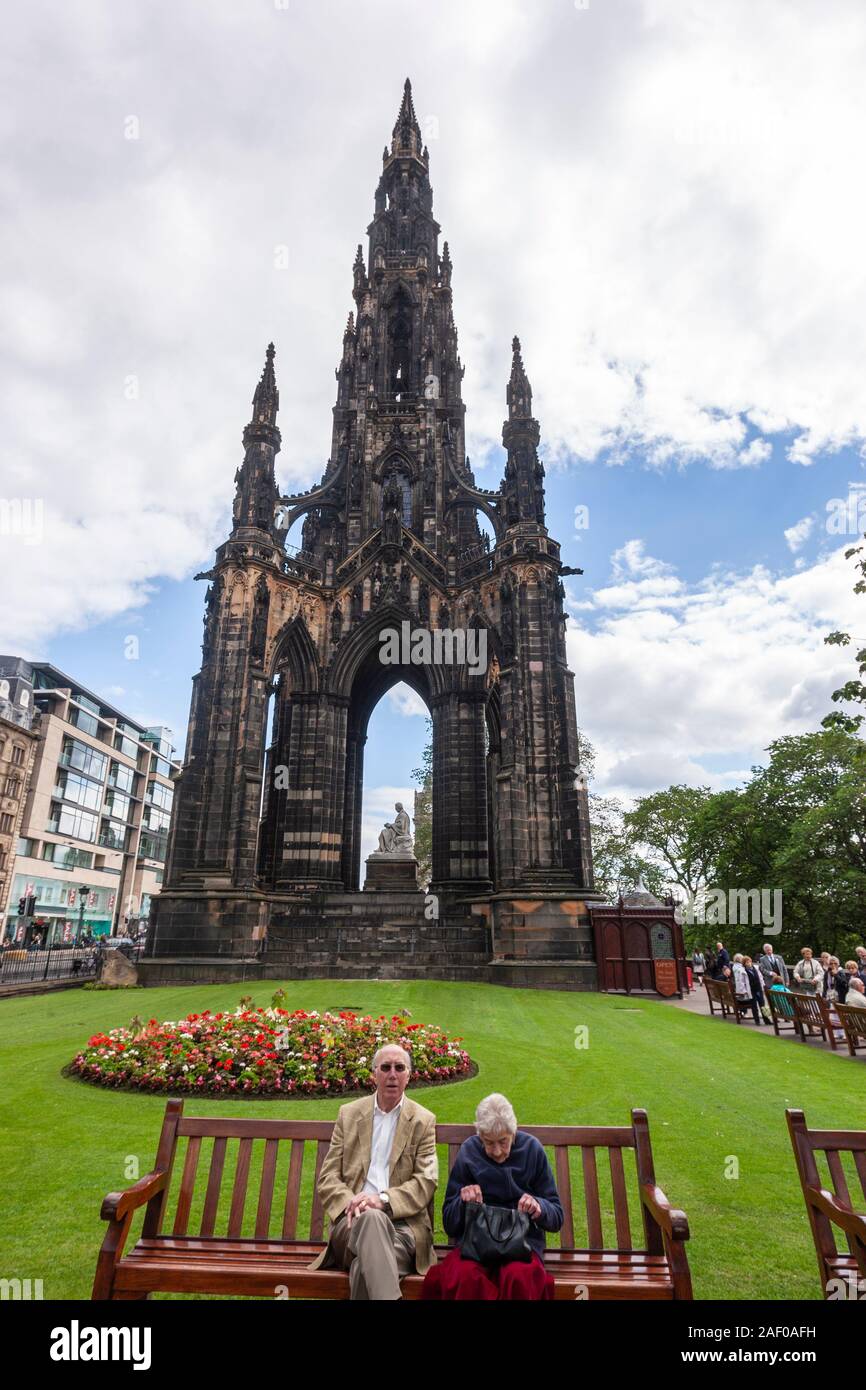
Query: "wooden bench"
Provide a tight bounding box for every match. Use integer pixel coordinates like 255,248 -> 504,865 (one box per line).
92,1100 -> 692,1301
703,975 -> 742,1021
786,1109 -> 866,1297
766,987 -> 798,1036
835,1003 -> 866,1059
790,992 -> 846,1049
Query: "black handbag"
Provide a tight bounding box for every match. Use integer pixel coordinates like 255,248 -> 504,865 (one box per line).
460,1201 -> 533,1265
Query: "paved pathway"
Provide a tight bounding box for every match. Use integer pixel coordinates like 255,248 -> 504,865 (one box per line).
659,986 -> 858,1060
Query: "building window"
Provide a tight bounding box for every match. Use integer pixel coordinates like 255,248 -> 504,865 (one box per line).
48,803 -> 98,843
4,776 -> 20,798
0,814 -> 12,834
60,736 -> 108,783
54,769 -> 102,811
146,780 -> 174,812
71,707 -> 100,738
11,745 -> 24,766
109,762 -> 136,794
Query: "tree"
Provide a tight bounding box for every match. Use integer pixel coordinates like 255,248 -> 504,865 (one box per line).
410,719 -> 433,888
623,785 -> 717,902
822,537 -> 866,733
577,731 -> 666,902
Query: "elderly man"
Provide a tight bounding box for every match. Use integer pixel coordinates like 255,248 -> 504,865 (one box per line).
310,1043 -> 438,1299
845,977 -> 866,1009
757,942 -> 789,988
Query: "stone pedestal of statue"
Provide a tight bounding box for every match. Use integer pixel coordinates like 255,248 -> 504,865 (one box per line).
363,852 -> 420,891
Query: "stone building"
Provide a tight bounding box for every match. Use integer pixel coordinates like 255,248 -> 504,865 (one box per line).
149,81 -> 600,988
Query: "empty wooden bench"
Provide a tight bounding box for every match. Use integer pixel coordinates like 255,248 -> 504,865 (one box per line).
92,1100 -> 692,1301
786,1109 -> 866,1297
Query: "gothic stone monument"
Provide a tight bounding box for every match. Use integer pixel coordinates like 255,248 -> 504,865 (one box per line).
146,80 -> 599,989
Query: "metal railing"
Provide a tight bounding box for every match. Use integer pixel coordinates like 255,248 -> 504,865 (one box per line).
0,938 -> 148,988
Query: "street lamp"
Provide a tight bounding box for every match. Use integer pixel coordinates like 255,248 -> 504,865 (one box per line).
76,884 -> 90,947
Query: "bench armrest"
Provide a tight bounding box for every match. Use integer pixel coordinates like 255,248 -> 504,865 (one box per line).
805,1186 -> 866,1245
641,1183 -> 690,1242
100,1170 -> 169,1222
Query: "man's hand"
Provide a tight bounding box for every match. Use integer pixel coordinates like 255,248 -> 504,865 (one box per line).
459,1184 -> 483,1204
344,1192 -> 385,1228
517,1193 -> 542,1220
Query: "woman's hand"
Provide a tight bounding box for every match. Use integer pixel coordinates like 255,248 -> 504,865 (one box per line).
460,1184 -> 483,1203
517,1193 -> 542,1220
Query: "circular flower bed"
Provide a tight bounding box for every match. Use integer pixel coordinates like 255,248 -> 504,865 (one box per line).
65,1006 -> 472,1098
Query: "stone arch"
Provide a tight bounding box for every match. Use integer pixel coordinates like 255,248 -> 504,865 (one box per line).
443,495 -> 504,542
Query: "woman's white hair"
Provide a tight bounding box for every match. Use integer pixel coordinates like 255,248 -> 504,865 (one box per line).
733,953 -> 744,963
475,1093 -> 517,1137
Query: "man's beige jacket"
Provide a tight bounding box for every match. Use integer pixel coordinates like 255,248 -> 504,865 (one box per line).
309,1093 -> 439,1274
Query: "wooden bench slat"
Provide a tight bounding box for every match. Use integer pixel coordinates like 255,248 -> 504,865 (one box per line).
582,1147 -> 603,1249
825,1149 -> 853,1211
180,1118 -> 336,1140
255,1139 -> 280,1239
609,1146 -> 632,1250
853,1149 -> 866,1205
309,1140 -> 329,1242
554,1146 -> 574,1247
200,1136 -> 227,1238
281,1139 -> 306,1240
227,1139 -> 252,1238
172,1136 -> 201,1237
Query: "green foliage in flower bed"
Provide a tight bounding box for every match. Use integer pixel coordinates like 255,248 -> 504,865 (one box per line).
66,1002 -> 471,1097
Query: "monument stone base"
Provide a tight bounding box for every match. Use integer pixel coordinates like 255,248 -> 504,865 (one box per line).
363,854 -> 420,891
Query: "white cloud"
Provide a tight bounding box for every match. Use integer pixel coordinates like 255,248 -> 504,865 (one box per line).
3,0 -> 866,651
784,515 -> 815,552
569,541 -> 862,801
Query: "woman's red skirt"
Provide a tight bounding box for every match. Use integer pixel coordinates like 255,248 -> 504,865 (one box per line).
421,1246 -> 555,1300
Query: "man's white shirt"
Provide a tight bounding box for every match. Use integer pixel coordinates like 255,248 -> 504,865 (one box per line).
362,1094 -> 404,1196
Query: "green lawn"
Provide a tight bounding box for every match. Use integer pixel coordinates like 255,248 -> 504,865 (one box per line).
1,978 -> 863,1300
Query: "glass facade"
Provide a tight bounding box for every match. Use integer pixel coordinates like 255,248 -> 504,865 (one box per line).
114,732 -> 139,760
60,736 -> 108,783
54,768 -> 103,811
41,844 -> 94,869
49,804 -> 98,842
70,706 -> 100,737
146,780 -> 173,811
138,828 -> 169,862
103,790 -> 131,822
108,761 -> 136,794
99,820 -> 128,851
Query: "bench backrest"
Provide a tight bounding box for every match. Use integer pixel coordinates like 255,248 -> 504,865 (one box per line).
791,992 -> 824,1029
144,1100 -> 662,1254
767,988 -> 795,1020
836,1004 -> 866,1045
787,1109 -> 866,1275
704,977 -> 734,1007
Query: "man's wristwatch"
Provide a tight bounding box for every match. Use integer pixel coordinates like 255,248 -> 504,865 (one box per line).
379,1190 -> 391,1210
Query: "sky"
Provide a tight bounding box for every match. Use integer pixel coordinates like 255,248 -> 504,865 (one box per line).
2,0 -> 865,861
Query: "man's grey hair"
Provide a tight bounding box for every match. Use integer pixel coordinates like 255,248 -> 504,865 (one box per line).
475,1093 -> 517,1137
372,1043 -> 412,1071
762,943 -> 774,953
850,977 -> 865,994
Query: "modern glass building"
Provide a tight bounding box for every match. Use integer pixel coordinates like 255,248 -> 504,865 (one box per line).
0,658 -> 180,944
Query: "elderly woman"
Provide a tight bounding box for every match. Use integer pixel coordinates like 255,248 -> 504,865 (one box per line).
421,1093 -> 563,1300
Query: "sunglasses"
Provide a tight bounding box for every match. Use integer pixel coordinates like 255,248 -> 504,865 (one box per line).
378,1062 -> 408,1072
